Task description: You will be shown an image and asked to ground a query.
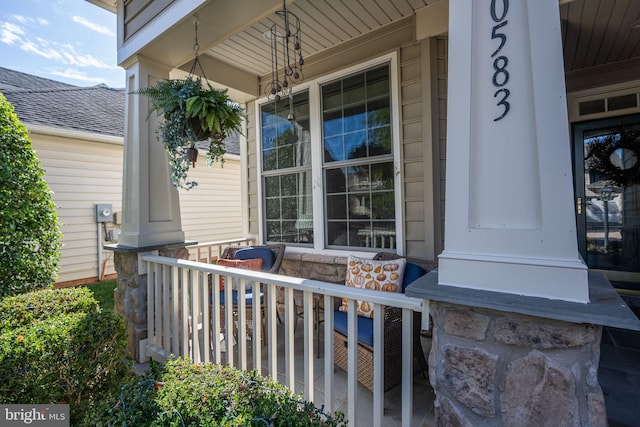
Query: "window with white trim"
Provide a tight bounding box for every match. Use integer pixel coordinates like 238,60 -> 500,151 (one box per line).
259,59 -> 401,252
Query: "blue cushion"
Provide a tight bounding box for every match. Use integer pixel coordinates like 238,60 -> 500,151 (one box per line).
220,290 -> 264,305
402,262 -> 426,291
233,247 -> 274,271
333,261 -> 426,345
333,311 -> 374,346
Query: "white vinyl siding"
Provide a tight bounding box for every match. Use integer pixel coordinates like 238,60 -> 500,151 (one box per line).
31,130 -> 243,284
32,134 -> 123,284
180,155 -> 243,244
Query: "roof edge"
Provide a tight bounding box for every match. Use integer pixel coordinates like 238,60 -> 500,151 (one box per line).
26,123 -> 124,145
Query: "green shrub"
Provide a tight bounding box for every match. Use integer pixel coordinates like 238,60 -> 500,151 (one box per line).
0,287 -> 132,424
86,356 -> 346,426
0,287 -> 98,329
0,93 -> 62,298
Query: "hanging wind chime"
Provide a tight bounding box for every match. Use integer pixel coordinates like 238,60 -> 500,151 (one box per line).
265,0 -> 304,137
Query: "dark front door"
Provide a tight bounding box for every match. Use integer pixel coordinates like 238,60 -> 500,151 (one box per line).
573,114 -> 640,284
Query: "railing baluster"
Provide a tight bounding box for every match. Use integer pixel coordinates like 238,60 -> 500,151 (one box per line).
192,270 -> 201,363
237,277 -> 247,370
284,287 -> 295,391
211,272 -> 221,364
267,284 -> 278,379
347,299 -> 358,427
202,271 -> 210,364
402,308 -> 413,427
323,293 -> 334,413
303,290 -> 313,402
146,262 -> 154,349
373,304 -> 384,427
181,268 -> 189,356
154,263 -> 162,352
171,266 -> 179,355
162,265 -> 170,354
252,279 -> 262,373
142,254 -> 426,426
224,271 -> 234,368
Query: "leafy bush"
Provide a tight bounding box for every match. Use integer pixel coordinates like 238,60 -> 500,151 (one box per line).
0,93 -> 61,298
0,287 -> 132,424
86,356 -> 346,426
0,287 -> 98,329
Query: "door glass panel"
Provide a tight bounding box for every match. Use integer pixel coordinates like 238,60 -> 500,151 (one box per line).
581,124 -> 640,272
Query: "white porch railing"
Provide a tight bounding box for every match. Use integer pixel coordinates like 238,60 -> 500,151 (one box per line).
142,254 -> 427,427
186,237 -> 256,263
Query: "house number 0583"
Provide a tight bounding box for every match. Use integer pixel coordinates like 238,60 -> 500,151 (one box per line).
491,0 -> 510,122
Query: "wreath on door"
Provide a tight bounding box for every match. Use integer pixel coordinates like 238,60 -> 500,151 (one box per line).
585,128 -> 640,187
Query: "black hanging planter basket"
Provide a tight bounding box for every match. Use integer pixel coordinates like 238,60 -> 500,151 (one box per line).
186,146 -> 198,167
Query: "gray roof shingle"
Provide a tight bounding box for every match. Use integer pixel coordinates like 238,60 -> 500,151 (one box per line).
0,67 -> 241,154
0,67 -> 125,138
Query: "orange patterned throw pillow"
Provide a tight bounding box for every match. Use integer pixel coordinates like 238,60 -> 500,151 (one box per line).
341,255 -> 406,318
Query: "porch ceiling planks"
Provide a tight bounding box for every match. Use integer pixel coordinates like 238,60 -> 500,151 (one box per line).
561,0 -> 640,72
204,0 -> 430,79
123,0 -> 640,89
202,0 -> 640,83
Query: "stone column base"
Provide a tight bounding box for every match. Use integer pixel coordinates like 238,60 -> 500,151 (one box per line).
113,251 -> 147,361
111,243 -> 192,362
429,301 -> 607,426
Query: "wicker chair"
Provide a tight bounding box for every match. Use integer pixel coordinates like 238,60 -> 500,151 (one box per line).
333,252 -> 429,392
216,244 -> 286,343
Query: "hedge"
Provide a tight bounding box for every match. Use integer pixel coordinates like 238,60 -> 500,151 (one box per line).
86,356 -> 346,426
0,93 -> 61,297
0,287 -> 131,424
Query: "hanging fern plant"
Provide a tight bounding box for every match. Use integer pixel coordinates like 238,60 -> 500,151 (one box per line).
134,76 -> 243,190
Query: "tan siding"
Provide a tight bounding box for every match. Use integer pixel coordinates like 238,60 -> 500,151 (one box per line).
123,0 -> 172,42
180,158 -> 243,244
405,200 -> 425,220
32,130 -> 243,285
32,134 -> 123,284
401,81 -> 423,103
402,121 -> 423,141
246,101 -> 259,236
436,37 -> 448,254
402,101 -> 422,122
401,40 -> 427,260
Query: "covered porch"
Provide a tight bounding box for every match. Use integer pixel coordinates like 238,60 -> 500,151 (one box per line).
95,0 -> 640,425
134,240 -> 435,426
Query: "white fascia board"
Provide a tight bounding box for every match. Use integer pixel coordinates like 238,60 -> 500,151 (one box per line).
117,0 -> 205,67
26,123 -> 123,146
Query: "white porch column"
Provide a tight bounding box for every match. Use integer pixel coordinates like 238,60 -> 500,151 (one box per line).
438,0 -> 589,302
120,56 -> 185,248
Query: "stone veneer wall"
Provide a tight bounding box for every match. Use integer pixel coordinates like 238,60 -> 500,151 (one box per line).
113,247 -> 190,360
280,253 -> 348,283
429,301 -> 607,426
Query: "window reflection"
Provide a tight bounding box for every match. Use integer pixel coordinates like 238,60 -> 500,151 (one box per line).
583,127 -> 640,272
322,64 -> 395,250
261,91 -> 313,245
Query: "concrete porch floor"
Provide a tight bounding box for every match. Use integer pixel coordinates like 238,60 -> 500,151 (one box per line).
266,325 -> 437,427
